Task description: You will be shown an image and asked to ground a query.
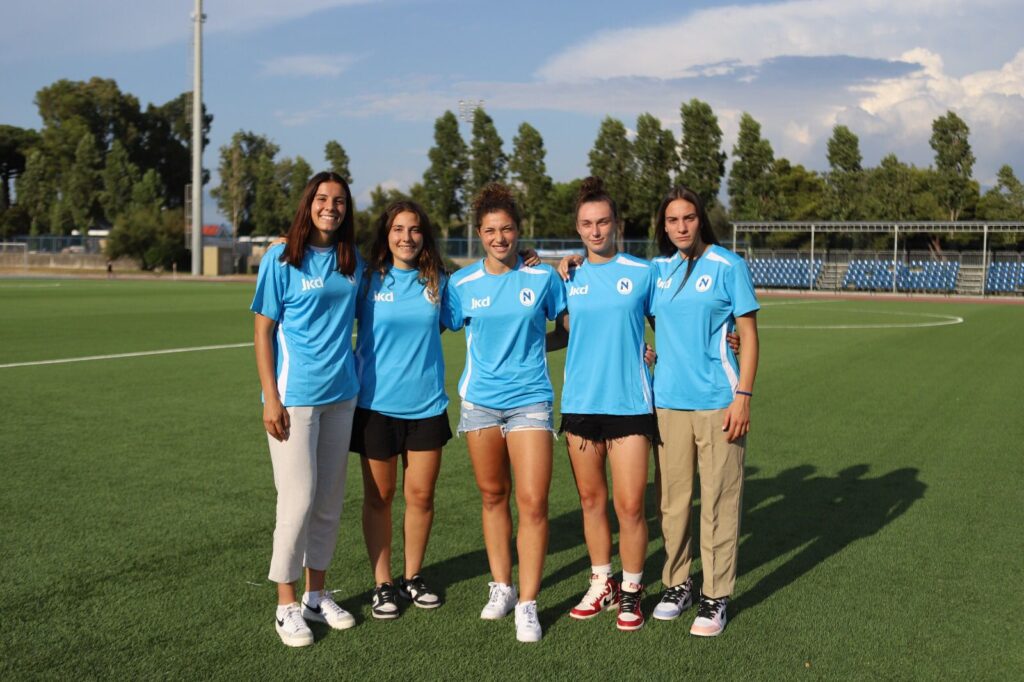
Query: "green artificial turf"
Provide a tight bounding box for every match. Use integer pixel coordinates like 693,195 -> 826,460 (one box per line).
1,279 -> 1022,679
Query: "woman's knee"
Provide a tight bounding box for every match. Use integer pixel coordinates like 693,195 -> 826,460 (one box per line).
516,490 -> 549,524
404,483 -> 435,513
363,481 -> 396,509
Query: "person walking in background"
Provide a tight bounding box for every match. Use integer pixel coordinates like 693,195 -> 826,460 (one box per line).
251,171 -> 362,647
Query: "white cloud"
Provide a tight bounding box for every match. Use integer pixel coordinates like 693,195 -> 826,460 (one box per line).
260,54 -> 360,78
536,0 -> 1020,82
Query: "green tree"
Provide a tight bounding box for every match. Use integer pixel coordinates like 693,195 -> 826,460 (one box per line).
211,131 -> 279,236
251,154 -> 287,235
324,140 -> 353,184
422,111 -> 468,238
825,124 -> 864,220
468,108 -> 507,200
284,155 -> 313,220
14,149 -> 56,234
543,179 -> 583,238
99,140 -> 141,223
64,131 -> 105,230
773,158 -> 826,221
929,111 -> 975,220
588,117 -> 635,235
508,122 -> 552,238
977,165 -> 1024,221
631,113 -> 677,237
678,99 -> 727,208
138,92 -> 213,208
0,125 -> 40,211
727,113 -> 777,220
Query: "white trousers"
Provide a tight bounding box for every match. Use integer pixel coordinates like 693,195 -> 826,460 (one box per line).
267,397 -> 356,584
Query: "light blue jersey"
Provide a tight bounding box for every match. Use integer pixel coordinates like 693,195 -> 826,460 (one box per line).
354,267 -> 454,420
651,245 -> 759,410
251,243 -> 363,407
446,258 -> 567,409
562,254 -> 655,415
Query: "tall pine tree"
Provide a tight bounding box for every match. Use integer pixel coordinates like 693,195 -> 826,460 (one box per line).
423,111 -> 468,237
509,122 -> 552,237
678,99 -> 727,208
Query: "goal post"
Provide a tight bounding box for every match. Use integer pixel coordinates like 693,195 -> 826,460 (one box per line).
0,242 -> 29,270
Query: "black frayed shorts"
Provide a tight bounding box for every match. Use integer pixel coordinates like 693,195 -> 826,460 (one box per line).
350,407 -> 452,460
559,413 -> 660,446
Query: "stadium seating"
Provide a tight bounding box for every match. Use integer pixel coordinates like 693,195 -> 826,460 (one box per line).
748,257 -> 823,289
985,262 -> 1024,294
842,259 -> 960,293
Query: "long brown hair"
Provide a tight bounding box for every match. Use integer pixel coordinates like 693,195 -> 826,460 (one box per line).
280,171 -> 356,276
653,185 -> 719,296
368,200 -> 445,303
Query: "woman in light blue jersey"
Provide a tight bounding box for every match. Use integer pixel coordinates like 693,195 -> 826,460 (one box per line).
649,186 -> 760,637
351,200 -> 454,619
549,177 -> 658,632
445,182 -> 567,643
251,171 -> 362,647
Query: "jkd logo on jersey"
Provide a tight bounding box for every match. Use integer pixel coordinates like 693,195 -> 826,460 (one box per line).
568,284 -> 589,296
695,274 -> 713,292
471,296 -> 491,310
616,278 -> 633,295
373,291 -> 395,303
301,277 -> 324,291
656,278 -> 672,289
519,288 -> 537,306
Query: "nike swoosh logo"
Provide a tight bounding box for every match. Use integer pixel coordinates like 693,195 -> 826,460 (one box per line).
276,617 -> 284,626
303,602 -> 322,613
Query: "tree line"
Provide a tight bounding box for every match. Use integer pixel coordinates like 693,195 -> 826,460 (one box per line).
2,78 -> 1023,270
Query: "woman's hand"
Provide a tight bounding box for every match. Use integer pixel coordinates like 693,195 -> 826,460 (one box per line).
644,343 -> 657,367
721,394 -> 750,442
557,254 -> 584,280
521,248 -> 541,266
727,331 -> 740,354
263,396 -> 290,441
270,236 -> 287,247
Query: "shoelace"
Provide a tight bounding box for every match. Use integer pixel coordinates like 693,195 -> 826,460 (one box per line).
282,605 -> 307,631
376,584 -> 398,605
580,577 -> 611,605
619,587 -> 643,613
406,575 -> 430,596
518,602 -> 539,627
319,592 -> 344,616
661,581 -> 691,605
696,596 -> 725,619
486,581 -> 510,607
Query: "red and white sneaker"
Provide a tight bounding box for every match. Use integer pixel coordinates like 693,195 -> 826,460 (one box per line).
616,581 -> 645,631
569,574 -> 620,619
690,595 -> 728,637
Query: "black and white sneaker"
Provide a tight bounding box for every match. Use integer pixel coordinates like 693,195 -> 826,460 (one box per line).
397,574 -> 441,609
371,582 -> 400,620
653,578 -> 694,621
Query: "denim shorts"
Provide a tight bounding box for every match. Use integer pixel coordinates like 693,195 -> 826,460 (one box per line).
457,400 -> 554,436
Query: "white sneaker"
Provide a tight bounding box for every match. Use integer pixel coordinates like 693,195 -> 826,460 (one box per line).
653,578 -> 694,621
275,603 -> 314,647
514,601 -> 543,643
302,591 -> 356,630
480,582 -> 518,620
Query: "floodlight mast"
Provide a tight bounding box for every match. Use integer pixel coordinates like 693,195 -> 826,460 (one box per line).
191,0 -> 205,275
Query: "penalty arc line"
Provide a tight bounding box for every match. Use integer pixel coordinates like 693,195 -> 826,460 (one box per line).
0,342 -> 254,369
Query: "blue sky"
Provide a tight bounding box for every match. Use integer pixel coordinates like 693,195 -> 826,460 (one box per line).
3,0 -> 1023,223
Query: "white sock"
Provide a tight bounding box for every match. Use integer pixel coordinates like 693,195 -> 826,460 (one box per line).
303,590 -> 321,607
622,571 -> 643,589
592,564 -> 612,579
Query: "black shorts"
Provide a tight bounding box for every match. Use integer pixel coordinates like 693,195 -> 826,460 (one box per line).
350,407 -> 453,460
559,413 -> 660,446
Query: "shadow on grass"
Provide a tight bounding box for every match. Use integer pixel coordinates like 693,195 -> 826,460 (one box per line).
720,463 -> 926,622
384,462 -> 924,629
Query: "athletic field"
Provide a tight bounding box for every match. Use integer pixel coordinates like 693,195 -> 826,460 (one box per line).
2,278 -> 1021,679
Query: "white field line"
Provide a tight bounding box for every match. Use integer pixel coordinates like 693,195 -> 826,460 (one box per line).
761,308 -> 964,330
0,342 -> 253,369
